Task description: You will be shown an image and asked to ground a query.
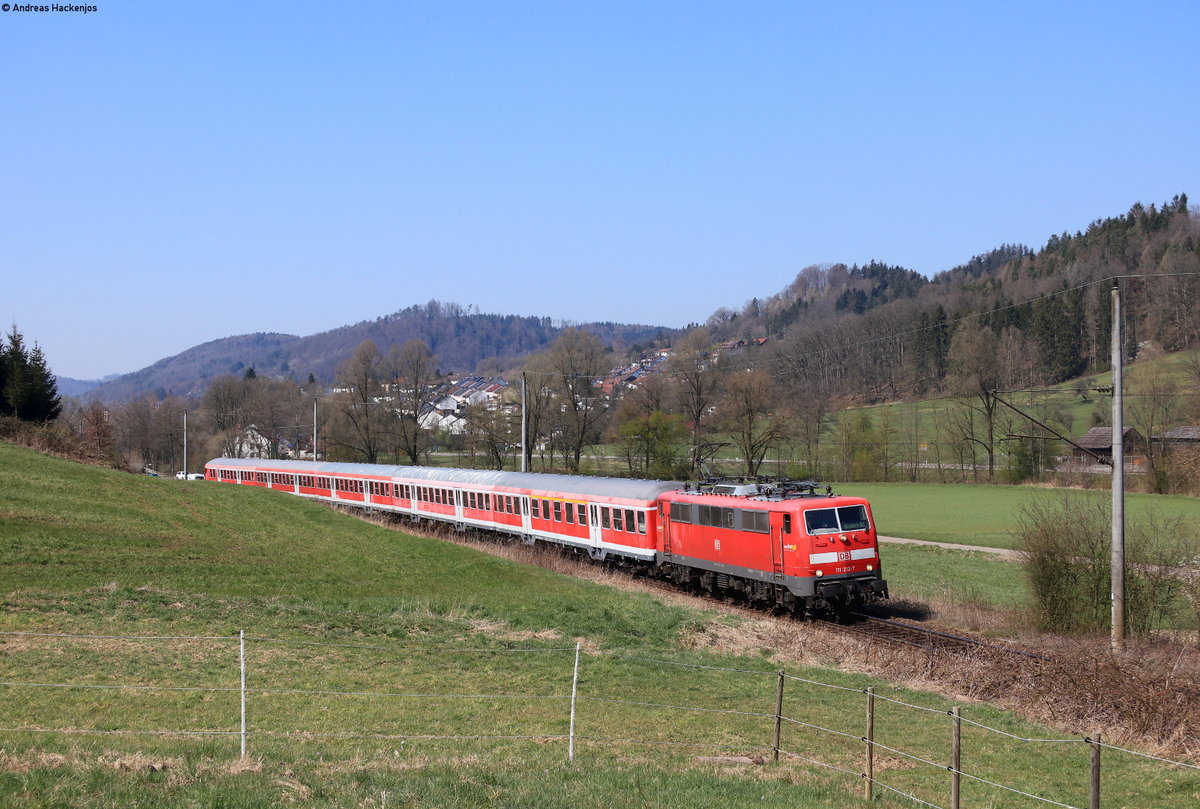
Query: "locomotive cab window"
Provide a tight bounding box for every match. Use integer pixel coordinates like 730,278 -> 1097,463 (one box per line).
836,505 -> 869,531
804,505 -> 869,535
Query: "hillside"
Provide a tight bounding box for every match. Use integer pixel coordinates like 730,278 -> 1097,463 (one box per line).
707,195 -> 1198,406
84,302 -> 672,402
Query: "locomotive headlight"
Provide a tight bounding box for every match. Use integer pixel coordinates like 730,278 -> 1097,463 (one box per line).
866,564 -> 874,572
815,569 -> 823,577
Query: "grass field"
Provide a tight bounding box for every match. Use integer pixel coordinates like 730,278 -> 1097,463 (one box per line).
845,482 -> 1200,549
1,442 -> 1196,808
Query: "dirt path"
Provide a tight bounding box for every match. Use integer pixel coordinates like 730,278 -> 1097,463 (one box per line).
878,535 -> 1019,558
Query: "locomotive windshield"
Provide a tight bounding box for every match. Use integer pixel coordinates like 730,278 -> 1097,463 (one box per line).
804,505 -> 870,535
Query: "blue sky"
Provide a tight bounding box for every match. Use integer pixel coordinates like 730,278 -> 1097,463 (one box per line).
3,1 -> 1197,380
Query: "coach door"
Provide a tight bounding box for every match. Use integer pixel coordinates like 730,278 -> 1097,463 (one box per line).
520,496 -> 531,534
454,489 -> 464,522
588,504 -> 603,550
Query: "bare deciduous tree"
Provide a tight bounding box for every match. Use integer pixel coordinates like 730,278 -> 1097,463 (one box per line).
718,368 -> 790,476
669,328 -> 725,475
328,340 -> 394,464
389,339 -> 440,465
537,328 -> 609,474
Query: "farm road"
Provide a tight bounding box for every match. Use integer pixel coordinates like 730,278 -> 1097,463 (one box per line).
877,536 -> 1018,558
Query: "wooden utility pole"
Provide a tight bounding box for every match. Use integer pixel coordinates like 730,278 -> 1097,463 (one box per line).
521,372 -> 528,473
1111,281 -> 1126,651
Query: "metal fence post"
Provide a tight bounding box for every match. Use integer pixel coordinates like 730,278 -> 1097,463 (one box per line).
950,707 -> 961,809
864,687 -> 875,800
772,670 -> 785,762
239,629 -> 247,759
1090,731 -> 1101,809
568,641 -> 581,761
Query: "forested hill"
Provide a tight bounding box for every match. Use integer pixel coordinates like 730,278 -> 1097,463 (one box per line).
706,195 -> 1198,403
86,302 -> 670,402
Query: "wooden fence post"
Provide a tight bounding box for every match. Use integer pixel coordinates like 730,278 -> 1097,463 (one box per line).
568,642 -> 581,762
1090,731 -> 1102,809
950,707 -> 961,809
772,670 -> 785,763
864,687 -> 875,801
239,629 -> 247,759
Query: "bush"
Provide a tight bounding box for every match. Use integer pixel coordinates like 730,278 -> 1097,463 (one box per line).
1015,493 -> 1199,635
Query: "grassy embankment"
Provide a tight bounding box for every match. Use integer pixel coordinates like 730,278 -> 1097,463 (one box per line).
1,442 -> 1194,808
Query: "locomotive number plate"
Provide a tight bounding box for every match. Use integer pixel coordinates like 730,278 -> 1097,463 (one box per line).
837,550 -> 851,562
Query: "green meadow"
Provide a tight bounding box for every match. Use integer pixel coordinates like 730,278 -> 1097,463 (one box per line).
1,442 -> 1195,808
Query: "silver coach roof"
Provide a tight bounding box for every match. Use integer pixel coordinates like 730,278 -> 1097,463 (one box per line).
208,458 -> 681,502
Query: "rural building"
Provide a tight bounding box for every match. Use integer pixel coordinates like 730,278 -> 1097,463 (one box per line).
1072,426 -> 1146,466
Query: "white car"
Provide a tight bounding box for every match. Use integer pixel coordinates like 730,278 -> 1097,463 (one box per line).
175,472 -> 204,480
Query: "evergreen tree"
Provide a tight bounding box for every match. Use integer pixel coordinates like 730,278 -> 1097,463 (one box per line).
2,326 -> 62,422
0,331 -> 9,417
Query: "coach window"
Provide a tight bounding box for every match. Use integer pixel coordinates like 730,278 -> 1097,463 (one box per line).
601,508 -> 611,529
612,509 -> 624,532
577,504 -> 587,525
565,503 -> 574,524
637,511 -> 646,534
553,501 -> 562,521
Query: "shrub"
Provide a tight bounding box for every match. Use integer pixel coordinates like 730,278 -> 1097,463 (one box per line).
1015,493 -> 1199,635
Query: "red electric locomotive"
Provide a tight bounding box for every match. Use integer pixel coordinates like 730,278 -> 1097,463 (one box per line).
204,458 -> 887,614
656,480 -> 887,614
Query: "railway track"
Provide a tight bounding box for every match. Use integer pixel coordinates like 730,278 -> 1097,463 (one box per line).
829,613 -> 1050,660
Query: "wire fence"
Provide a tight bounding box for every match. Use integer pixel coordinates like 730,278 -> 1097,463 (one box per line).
1,629 -> 1197,808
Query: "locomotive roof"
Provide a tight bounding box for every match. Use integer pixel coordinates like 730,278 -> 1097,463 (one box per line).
207,458 -> 681,502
